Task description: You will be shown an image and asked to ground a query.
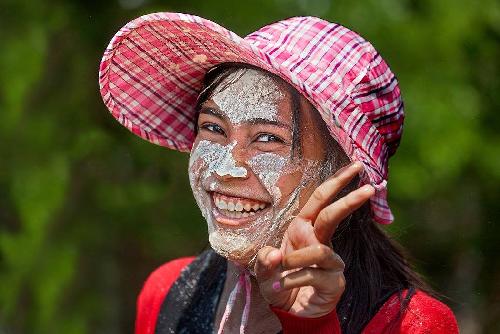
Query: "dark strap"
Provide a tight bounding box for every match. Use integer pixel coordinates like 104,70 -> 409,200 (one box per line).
155,249 -> 227,334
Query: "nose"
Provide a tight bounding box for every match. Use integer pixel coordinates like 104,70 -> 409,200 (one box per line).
214,141 -> 249,180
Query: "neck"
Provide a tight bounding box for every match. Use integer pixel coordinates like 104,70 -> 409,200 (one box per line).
214,261 -> 281,334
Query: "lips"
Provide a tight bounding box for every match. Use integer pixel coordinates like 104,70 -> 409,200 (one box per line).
211,192 -> 269,226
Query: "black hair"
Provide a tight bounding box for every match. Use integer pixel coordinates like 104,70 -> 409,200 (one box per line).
196,63 -> 435,333
333,203 -> 436,333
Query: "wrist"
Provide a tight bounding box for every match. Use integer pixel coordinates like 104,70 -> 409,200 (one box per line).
287,304 -> 337,318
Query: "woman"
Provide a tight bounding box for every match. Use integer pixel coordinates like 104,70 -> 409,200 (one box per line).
99,13 -> 459,333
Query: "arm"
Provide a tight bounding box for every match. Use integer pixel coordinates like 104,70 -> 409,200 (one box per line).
364,290 -> 459,334
270,290 -> 459,334
399,291 -> 459,334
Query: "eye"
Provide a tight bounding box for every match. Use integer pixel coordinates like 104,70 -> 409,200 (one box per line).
200,123 -> 226,136
255,133 -> 284,143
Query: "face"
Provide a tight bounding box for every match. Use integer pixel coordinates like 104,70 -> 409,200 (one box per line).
188,68 -> 343,266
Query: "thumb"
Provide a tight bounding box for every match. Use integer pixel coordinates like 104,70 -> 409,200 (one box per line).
254,246 -> 282,282
254,246 -> 291,306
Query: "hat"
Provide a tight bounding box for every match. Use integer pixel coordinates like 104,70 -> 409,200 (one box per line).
99,12 -> 404,224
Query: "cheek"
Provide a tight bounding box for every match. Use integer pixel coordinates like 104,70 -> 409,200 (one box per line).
275,170 -> 303,204
247,153 -> 289,202
188,140 -> 217,183
296,182 -> 318,211
188,161 -> 203,191
274,160 -> 326,211
188,142 -> 208,188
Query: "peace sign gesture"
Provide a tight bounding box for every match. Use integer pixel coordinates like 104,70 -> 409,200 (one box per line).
254,162 -> 375,318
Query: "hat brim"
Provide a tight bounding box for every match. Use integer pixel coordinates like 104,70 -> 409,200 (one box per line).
99,12 -> 279,152
99,12 -> 394,225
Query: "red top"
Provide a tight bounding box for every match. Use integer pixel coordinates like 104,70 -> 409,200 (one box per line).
136,257 -> 459,334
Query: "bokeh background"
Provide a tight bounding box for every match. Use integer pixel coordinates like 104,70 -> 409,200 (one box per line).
1,0 -> 499,333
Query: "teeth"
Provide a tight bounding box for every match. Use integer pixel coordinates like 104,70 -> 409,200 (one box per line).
224,210 -> 242,218
213,193 -> 268,216
217,207 -> 259,218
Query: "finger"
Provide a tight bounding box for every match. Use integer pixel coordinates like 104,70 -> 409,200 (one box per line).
299,162 -> 363,221
314,184 -> 375,244
282,244 -> 345,271
276,267 -> 346,293
282,217 -> 319,253
254,246 -> 282,281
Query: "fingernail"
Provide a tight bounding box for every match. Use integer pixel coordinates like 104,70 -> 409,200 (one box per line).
351,161 -> 363,170
269,249 -> 281,259
272,281 -> 281,292
295,217 -> 312,225
362,184 -> 375,194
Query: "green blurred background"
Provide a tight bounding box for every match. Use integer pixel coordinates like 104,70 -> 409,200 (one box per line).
1,0 -> 499,333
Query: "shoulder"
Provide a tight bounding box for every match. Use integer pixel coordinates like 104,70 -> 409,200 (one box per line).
141,257 -> 196,293
135,256 -> 196,334
401,290 -> 458,333
364,290 -> 459,334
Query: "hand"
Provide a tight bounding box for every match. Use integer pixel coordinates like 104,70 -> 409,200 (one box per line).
254,162 -> 375,318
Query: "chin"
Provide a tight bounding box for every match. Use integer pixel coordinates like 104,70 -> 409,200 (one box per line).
208,230 -> 262,266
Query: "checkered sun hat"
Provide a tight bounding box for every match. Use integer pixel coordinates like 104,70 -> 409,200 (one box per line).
99,12 -> 405,224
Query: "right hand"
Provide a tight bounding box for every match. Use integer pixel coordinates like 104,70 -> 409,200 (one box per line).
254,162 -> 374,318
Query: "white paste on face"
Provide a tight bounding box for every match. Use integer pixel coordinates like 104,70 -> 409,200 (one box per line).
247,153 -> 288,203
189,139 -> 327,266
189,140 -> 247,178
207,158 -> 328,267
207,184 -> 300,263
209,182 -> 217,192
212,69 -> 284,125
188,68 -> 336,267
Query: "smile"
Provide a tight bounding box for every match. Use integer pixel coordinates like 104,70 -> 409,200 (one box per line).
211,192 -> 269,225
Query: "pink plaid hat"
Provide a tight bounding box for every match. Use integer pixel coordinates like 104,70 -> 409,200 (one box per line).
99,12 -> 404,225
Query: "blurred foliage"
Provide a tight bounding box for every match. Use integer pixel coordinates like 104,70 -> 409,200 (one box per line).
0,0 -> 499,333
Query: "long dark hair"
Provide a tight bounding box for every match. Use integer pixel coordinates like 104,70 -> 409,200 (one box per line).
196,63 -> 435,334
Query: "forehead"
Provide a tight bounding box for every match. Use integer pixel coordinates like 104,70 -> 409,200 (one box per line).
207,68 -> 291,124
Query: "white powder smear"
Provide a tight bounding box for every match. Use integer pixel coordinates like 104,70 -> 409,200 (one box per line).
189,140 -> 247,178
206,158 -> 328,267
212,69 -> 284,124
247,153 -> 288,202
188,140 -> 249,244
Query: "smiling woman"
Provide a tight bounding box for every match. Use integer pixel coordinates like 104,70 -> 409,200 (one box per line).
190,66 -> 345,265
99,12 -> 459,334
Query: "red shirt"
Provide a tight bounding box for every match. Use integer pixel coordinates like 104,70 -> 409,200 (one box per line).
136,257 -> 459,334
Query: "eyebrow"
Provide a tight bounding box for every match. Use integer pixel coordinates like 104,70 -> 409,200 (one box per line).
199,107 -> 292,131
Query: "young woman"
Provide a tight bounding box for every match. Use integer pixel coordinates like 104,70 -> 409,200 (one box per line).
99,13 -> 459,334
